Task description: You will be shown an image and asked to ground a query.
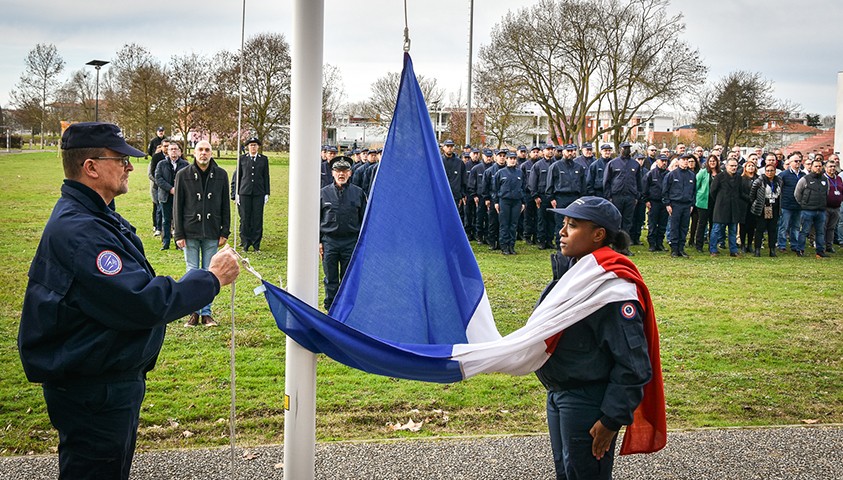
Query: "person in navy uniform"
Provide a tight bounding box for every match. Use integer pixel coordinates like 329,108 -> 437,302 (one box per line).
586,144 -> 612,198
642,154 -> 670,252
154,142 -> 189,250
521,146 -> 540,244
441,139 -> 468,214
540,197 -> 653,480
603,141 -> 640,255
483,150 -> 507,250
464,148 -> 482,241
662,153 -> 697,257
471,149 -> 494,244
148,137 -> 169,237
575,142 -> 595,168
321,145 -> 338,188
18,122 -> 241,480
629,153 -> 652,246
320,156 -> 367,310
529,144 -> 557,249
231,137 -> 270,252
547,143 -> 587,249
493,151 -> 525,255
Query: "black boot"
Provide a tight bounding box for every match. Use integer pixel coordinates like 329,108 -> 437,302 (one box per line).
769,248 -> 777,257
754,248 -> 761,257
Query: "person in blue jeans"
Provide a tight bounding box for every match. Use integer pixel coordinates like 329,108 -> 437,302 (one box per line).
794,159 -> 829,258
709,159 -> 747,256
776,153 -> 805,251
174,140 -> 231,326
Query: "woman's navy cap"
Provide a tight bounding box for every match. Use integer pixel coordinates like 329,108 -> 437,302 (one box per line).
549,196 -> 622,233
61,122 -> 145,157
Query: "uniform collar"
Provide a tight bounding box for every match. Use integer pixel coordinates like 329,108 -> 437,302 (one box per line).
62,179 -> 115,214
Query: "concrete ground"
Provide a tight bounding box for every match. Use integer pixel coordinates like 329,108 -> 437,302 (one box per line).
1,425 -> 840,479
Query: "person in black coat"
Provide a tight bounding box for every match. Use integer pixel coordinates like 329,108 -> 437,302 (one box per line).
154,142 -> 189,250
174,140 -> 231,326
231,137 -> 270,251
738,161 -> 758,253
642,155 -> 669,251
749,164 -> 783,257
709,159 -> 748,256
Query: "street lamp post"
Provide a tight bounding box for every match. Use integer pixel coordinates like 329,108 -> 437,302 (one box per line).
86,60 -> 109,121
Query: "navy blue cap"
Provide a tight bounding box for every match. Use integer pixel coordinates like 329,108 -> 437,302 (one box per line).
657,154 -> 669,161
531,145 -> 540,151
246,136 -> 261,146
352,149 -> 361,154
564,143 -> 577,150
462,152 -> 470,158
582,142 -> 593,149
507,151 -> 517,157
330,156 -> 353,170
600,143 -> 613,150
619,141 -> 632,148
376,148 -> 383,153
680,153 -> 695,159
483,148 -> 493,156
471,148 -> 480,153
361,148 -> 370,153
156,126 -> 165,132
61,122 -> 145,157
464,144 -> 472,149
549,196 -> 622,234
443,139 -> 455,146
543,144 -> 555,149
326,145 -> 338,153
498,148 -> 509,154
517,145 -> 528,151
555,145 -> 565,151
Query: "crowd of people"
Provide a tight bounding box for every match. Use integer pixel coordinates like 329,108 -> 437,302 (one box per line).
420,139 -> 841,260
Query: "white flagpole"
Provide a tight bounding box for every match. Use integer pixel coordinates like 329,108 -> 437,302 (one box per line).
284,0 -> 323,478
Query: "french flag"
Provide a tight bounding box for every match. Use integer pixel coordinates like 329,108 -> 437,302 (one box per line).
263,53 -> 665,454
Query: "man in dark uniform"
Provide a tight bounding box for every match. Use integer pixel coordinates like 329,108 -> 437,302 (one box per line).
320,156 -> 367,311
442,139 -> 468,215
154,142 -> 189,250
321,145 -> 337,188
662,153 -> 697,257
586,144 -> 611,198
148,137 -> 169,237
493,151 -> 525,254
642,154 -> 669,252
521,146 -> 540,244
18,122 -> 240,480
147,126 -> 165,157
603,141 -> 640,253
629,153 -> 651,246
529,144 -> 556,249
463,148 -> 481,240
231,137 -> 270,251
547,143 -> 587,249
483,150 -> 507,250
575,142 -> 595,168
472,149 -> 494,244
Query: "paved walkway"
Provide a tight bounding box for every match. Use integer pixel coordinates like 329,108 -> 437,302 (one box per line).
1,425 -> 840,479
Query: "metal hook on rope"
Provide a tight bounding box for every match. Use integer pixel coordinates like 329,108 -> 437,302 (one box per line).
403,0 -> 411,52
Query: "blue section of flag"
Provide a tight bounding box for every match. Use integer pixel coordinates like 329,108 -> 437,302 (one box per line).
264,52 -> 485,382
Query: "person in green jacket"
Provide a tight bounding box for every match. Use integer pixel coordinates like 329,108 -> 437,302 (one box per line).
693,155 -> 721,252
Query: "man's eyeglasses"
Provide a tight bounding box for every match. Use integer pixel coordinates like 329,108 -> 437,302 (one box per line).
91,156 -> 131,166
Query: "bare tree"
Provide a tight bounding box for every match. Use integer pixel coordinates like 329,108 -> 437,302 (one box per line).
199,50 -> 240,151
474,64 -> 531,147
54,69 -> 97,122
11,43 -> 65,149
106,44 -> 173,151
168,53 -> 213,146
322,63 -> 346,136
365,72 -> 444,126
478,0 -> 704,145
696,71 -> 794,148
237,33 -> 292,146
597,0 -> 706,146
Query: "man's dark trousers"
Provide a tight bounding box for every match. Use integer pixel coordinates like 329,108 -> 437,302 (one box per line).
43,378 -> 146,480
239,194 -> 265,250
322,235 -> 357,310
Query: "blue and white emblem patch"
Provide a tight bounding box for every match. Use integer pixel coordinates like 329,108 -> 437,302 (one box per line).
620,302 -> 636,319
96,250 -> 122,276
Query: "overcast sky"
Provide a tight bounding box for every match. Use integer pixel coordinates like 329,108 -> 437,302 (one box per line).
1,0 -> 841,116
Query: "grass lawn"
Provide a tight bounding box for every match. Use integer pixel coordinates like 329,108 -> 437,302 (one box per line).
0,151 -> 840,455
